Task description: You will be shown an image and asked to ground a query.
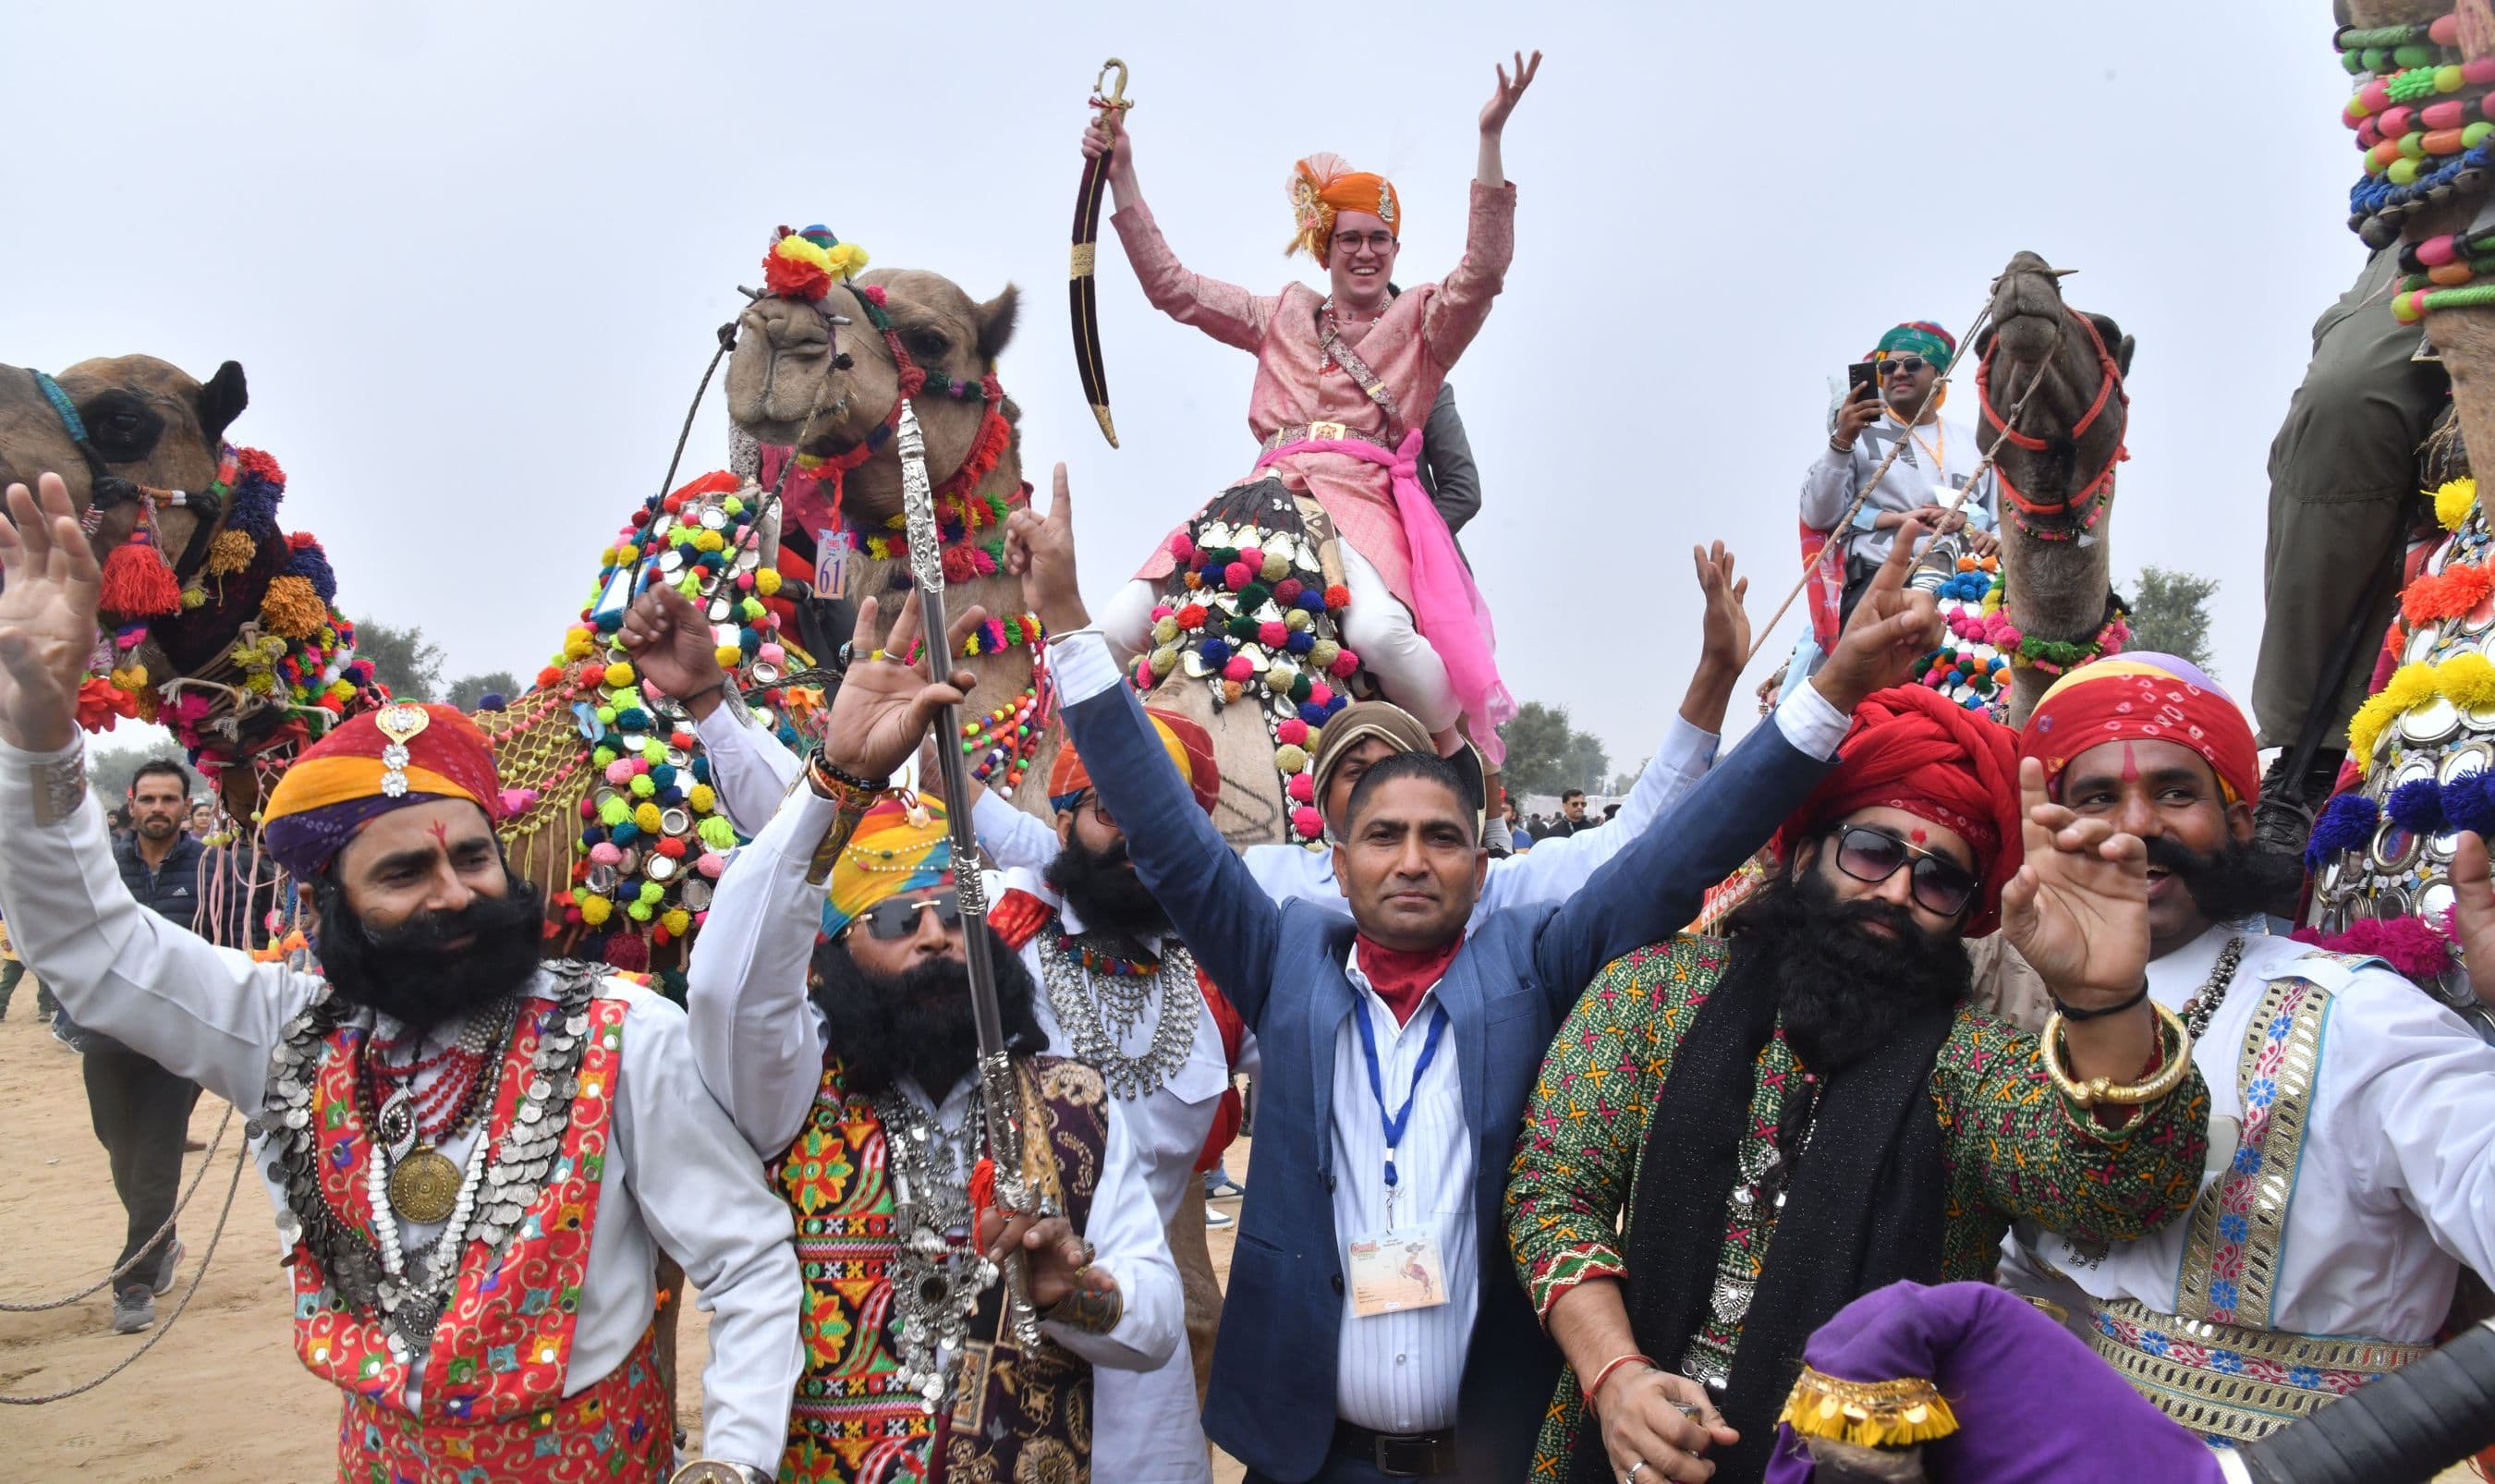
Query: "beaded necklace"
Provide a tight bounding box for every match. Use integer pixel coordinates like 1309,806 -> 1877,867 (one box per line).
958,676 -> 1050,797
1055,931 -> 1160,979
1041,932 -> 1202,1101
2179,936 -> 2249,1043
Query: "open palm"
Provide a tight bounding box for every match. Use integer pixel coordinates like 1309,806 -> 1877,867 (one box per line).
1480,50 -> 1542,134
822,591 -> 988,782
0,476 -> 103,753
1999,757 -> 2151,1001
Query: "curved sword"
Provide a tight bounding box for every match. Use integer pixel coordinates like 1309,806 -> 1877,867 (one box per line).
1071,58 -> 1132,448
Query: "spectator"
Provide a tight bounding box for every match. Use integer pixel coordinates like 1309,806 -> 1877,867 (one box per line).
1601,802 -> 1620,825
1543,788 -> 1596,839
186,798 -> 215,838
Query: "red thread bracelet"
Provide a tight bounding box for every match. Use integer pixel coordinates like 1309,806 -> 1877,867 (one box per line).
1585,1353 -> 1659,1411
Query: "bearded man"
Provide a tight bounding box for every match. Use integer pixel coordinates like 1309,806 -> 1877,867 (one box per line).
1504,685 -> 2213,1484
683,590 -> 1181,1484
0,477 -> 799,1484
1999,655 -> 2495,1445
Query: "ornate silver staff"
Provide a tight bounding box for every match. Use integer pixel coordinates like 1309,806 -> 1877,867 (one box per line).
893,402 -> 1048,1352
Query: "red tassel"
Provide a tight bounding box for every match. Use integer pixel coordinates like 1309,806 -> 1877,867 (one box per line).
968,1153 -> 998,1233
100,539 -> 181,616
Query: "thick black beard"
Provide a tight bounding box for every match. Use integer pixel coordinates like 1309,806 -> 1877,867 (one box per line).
1723,867 -> 1972,1072
1043,831 -> 1171,942
312,871 -> 547,1033
809,925 -> 1046,1097
2143,834 -> 2303,925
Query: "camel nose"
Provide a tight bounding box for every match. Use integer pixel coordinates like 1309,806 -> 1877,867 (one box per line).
748,301 -> 829,356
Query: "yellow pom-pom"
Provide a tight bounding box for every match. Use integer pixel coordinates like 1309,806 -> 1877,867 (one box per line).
565,628 -> 595,660
755,568 -> 783,597
689,784 -> 717,812
1274,743 -> 1309,773
205,528 -> 257,577
2348,683 -> 2411,768
110,664 -> 150,694
260,574 -> 327,640
2443,651 -> 2495,712
662,908 -> 691,936
715,645 -> 743,669
634,801 -> 663,833
2437,478 -> 2479,533
1264,663 -> 1299,694
604,661 -> 635,687
615,543 -> 640,565
630,773 -> 656,797
695,529 -> 726,553
578,894 -> 614,927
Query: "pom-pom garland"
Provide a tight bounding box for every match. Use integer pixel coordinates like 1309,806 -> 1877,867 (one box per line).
2437,478 -> 2481,532
2306,792 -> 2382,869
2293,911 -> 2458,988
2348,651 -> 2495,769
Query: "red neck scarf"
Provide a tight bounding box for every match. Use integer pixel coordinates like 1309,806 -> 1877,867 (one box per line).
1353,934 -> 1462,1027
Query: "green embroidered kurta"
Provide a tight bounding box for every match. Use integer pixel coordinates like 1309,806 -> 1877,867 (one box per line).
1503,935 -> 2209,1478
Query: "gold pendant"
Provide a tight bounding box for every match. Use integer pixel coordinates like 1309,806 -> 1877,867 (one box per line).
387,1145 -> 463,1224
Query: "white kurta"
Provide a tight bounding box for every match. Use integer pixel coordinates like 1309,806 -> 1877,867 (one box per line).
680,775 -> 1183,1381
2003,922 -> 2495,1345
0,736 -> 803,1474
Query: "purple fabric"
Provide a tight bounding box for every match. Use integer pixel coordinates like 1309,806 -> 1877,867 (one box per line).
262,791 -> 460,881
1762,1282 -> 2223,1484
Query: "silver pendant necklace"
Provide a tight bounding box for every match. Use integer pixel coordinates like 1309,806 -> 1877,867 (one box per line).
871,1086 -> 1000,1409
1041,934 -> 1201,1101
2180,936 -> 2248,1042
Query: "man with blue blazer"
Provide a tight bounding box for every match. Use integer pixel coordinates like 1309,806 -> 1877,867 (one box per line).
1005,469 -> 1945,1483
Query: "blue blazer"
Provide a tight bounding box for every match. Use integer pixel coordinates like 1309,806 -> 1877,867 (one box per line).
1060,682 -> 1835,1482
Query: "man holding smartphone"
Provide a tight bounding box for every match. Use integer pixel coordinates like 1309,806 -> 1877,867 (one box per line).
1800,321 -> 1999,629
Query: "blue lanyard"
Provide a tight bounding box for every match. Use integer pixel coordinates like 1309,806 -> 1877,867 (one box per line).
1353,1001 -> 1450,1189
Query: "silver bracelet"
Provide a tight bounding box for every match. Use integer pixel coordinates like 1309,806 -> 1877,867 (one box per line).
33,744 -> 88,828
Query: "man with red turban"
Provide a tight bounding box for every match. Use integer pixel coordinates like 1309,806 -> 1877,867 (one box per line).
0,477 -> 800,1482
2002,654 -> 2495,1446
1508,683 -> 2213,1484
1079,52 -> 1540,759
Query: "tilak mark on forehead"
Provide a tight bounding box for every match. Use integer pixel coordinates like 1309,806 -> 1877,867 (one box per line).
2120,742 -> 2140,784
428,820 -> 451,849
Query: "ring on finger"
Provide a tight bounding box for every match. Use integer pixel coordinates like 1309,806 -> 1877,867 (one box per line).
1624,1463 -> 1647,1484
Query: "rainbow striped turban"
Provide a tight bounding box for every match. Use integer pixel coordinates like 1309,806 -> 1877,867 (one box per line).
2019,653 -> 2259,806
1049,705 -> 1220,818
262,701 -> 505,880
1875,321 -> 1957,371
822,795 -> 955,939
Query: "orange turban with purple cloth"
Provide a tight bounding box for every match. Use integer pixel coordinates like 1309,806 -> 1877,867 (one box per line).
2019,653 -> 2259,806
262,701 -> 505,880
1768,686 -> 2025,935
1050,706 -> 1219,818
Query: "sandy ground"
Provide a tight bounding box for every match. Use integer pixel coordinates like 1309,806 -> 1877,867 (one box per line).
0,1010 -> 1250,1480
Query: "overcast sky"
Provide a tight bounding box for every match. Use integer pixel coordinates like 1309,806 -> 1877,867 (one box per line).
4,1 -> 2366,770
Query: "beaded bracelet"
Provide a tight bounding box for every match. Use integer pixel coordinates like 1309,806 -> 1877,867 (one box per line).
807,749 -> 888,800
2041,999 -> 2192,1109
1585,1352 -> 1660,1411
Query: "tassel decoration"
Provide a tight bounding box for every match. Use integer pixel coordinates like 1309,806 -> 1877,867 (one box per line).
99,527 -> 181,616
1776,1368 -> 1959,1449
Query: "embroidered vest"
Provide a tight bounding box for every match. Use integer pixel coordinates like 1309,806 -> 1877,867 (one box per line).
773,1052 -> 1110,1484
287,971 -> 626,1425
2087,969 -> 2429,1441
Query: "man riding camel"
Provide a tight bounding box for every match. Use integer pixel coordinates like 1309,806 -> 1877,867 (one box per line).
1082,51 -> 1541,760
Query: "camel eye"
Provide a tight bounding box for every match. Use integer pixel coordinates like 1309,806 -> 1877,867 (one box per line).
905,330 -> 949,363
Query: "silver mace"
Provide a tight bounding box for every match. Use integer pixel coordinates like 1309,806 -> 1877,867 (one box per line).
894,401 -> 1050,1354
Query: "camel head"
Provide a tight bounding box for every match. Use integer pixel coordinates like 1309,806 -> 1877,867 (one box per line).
725,243 -> 1020,528
1976,251 -> 2138,724
0,356 -> 249,565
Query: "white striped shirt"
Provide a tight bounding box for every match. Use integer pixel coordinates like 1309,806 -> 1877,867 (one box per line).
1332,955 -> 1475,1433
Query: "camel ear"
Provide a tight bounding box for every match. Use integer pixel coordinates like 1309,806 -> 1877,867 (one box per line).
974,285 -> 1020,364
197,360 -> 248,443
2085,314 -> 2135,380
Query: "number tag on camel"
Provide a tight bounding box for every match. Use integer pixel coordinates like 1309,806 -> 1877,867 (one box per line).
1348,1227 -> 1448,1317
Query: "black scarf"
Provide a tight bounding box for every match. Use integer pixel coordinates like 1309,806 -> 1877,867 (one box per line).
1567,941 -> 1956,1484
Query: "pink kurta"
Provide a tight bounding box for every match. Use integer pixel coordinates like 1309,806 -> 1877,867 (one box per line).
1116,180 -> 1516,605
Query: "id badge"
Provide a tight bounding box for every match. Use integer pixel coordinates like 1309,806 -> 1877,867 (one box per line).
819,527 -> 854,600
1347,1227 -> 1449,1317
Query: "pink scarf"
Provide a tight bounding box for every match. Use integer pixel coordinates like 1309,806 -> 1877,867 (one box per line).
1257,431 -> 1514,763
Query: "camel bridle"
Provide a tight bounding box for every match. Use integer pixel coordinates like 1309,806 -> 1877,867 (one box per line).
28,368 -> 226,578
1975,306 -> 2130,527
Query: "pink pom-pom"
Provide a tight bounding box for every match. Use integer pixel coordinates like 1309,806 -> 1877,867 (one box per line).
1151,603 -> 1174,622
579,797 -> 598,819
1259,620 -> 1289,647
1287,772 -> 1316,802
1307,683 -> 1334,709
1169,532 -> 1195,562
631,756 -> 651,774
759,642 -> 785,664
604,760 -> 636,785
1238,547 -> 1264,571
697,852 -> 726,879
499,787 -> 541,816
1223,655 -> 1256,682
1999,626 -> 2023,646
1290,805 -> 1324,838
589,842 -> 625,866
1223,561 -> 1252,591
1276,718 -> 1309,746
1331,650 -> 1360,677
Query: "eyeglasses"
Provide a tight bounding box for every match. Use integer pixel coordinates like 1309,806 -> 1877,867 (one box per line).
1331,230 -> 1398,255
846,889 -> 963,942
1880,356 -> 1930,378
1826,825 -> 1978,918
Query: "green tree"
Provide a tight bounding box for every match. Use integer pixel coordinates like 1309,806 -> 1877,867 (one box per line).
1499,700 -> 1612,797
2125,566 -> 2220,675
354,618 -> 445,700
447,670 -> 522,710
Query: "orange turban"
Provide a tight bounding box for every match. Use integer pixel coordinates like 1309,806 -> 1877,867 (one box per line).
1768,686 -> 2025,936
1288,152 -> 1403,266
1051,706 -> 1219,818
262,702 -> 505,879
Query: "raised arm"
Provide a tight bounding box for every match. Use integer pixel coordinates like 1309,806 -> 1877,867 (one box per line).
1088,114 -> 1275,352
619,583 -> 802,838
1418,52 -> 1538,366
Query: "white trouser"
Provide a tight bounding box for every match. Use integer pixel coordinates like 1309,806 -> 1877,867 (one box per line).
1102,535 -> 1460,735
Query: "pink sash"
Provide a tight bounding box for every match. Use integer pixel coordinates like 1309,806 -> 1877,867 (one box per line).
1258,431 -> 1514,763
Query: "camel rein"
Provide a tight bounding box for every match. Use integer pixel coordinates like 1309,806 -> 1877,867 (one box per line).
1975,305 -> 2130,519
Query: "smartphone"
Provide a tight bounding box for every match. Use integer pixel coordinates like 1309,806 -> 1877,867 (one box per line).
1846,361 -> 1881,401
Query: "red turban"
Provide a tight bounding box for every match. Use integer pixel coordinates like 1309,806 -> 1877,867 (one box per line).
2019,653 -> 2259,807
262,701 -> 504,879
1050,706 -> 1219,818
1769,686 -> 2024,936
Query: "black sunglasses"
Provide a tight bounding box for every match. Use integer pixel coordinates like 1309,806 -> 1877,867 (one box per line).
1880,356 -> 1929,378
1826,825 -> 1978,918
846,889 -> 964,942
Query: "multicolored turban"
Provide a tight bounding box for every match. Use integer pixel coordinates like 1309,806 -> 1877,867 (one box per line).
2019,653 -> 2259,807
1873,321 -> 1957,371
1050,706 -> 1219,818
823,795 -> 955,939
1287,152 -> 1403,266
1769,685 -> 2024,935
262,701 -> 505,880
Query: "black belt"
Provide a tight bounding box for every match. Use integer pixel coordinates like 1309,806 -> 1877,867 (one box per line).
1332,1419 -> 1456,1478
